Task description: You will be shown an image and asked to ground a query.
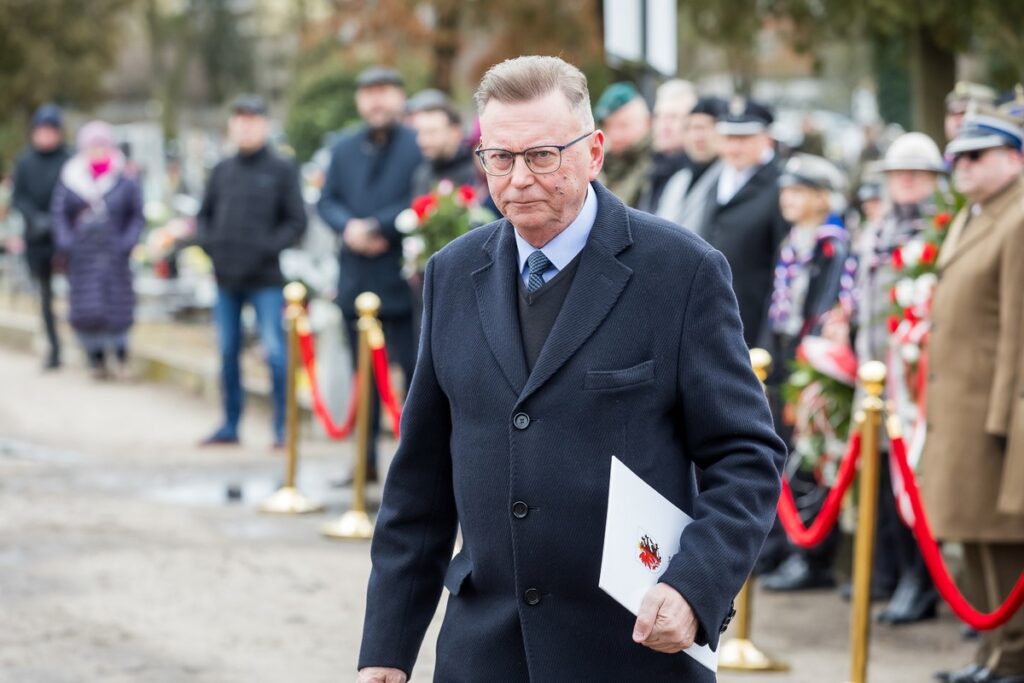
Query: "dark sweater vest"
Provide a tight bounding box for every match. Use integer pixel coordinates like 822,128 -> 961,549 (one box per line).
516,254 -> 582,371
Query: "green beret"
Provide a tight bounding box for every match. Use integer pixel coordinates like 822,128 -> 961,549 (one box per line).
594,82 -> 640,123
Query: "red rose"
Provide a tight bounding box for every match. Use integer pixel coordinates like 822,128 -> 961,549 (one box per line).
411,194 -> 438,219
920,242 -> 938,265
458,184 -> 476,206
822,240 -> 835,258
935,212 -> 952,230
887,315 -> 900,333
905,308 -> 918,324
891,247 -> 904,270
889,287 -> 898,305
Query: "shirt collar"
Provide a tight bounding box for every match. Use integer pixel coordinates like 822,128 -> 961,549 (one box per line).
513,183 -> 597,275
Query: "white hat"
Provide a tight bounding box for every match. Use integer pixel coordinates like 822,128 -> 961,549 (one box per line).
880,132 -> 946,174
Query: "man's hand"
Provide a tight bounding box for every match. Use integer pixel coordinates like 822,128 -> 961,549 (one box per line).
344,218 -> 389,256
632,583 -> 699,653
357,667 -> 407,683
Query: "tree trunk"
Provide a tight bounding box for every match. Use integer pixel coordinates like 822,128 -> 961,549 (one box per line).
908,24 -> 956,144
430,4 -> 460,92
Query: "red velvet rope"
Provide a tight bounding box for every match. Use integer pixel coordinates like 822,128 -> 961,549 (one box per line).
296,329 -> 359,440
371,345 -> 403,439
889,431 -> 1024,630
777,432 -> 862,548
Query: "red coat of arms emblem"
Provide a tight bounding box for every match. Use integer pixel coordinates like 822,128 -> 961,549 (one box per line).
638,534 -> 662,571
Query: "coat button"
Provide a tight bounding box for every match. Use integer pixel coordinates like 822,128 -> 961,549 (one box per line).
512,501 -> 529,519
513,412 -> 531,430
524,588 -> 541,606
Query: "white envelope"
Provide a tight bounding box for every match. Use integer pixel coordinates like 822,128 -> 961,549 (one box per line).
599,456 -> 718,672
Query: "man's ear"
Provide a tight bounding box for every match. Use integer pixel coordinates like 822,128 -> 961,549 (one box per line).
589,130 -> 606,180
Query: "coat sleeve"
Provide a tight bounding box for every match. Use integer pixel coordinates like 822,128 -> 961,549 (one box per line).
316,147 -> 356,235
659,248 -> 786,652
50,181 -> 74,252
195,165 -> 219,252
985,213 -> 1024,437
270,160 -> 308,253
358,256 -> 458,677
11,154 -> 41,228
118,180 -> 146,253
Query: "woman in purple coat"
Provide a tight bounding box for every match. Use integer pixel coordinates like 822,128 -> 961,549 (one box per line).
52,121 -> 144,379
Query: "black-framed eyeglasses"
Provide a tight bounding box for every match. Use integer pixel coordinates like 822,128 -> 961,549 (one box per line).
475,131 -> 594,176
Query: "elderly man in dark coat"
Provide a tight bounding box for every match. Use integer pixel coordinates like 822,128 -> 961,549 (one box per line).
357,56 -> 785,683
702,99 -> 790,347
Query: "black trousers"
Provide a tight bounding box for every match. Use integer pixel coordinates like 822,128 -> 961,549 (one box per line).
343,312 -> 416,471
26,250 -> 60,363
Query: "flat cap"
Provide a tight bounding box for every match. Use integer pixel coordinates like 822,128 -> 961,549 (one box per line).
231,94 -> 268,116
356,66 -> 404,89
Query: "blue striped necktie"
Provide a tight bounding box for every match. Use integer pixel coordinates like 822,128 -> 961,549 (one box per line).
527,250 -> 552,292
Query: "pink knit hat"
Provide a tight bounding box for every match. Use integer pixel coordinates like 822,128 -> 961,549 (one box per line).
77,120 -> 115,150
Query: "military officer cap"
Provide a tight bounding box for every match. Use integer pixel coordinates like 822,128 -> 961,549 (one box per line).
689,96 -> 728,119
945,108 -> 1024,157
356,65 -> 405,90
716,96 -> 774,136
593,81 -> 642,123
945,81 -> 997,115
779,153 -> 846,193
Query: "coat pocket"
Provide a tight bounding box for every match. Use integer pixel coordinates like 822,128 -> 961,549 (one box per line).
584,359 -> 656,390
443,552 -> 473,596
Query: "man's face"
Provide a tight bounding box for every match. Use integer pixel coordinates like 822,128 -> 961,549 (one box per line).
31,126 -> 61,152
652,97 -> 690,153
683,113 -> 719,164
412,110 -> 462,161
886,169 -> 937,205
720,133 -> 769,171
478,90 -> 604,243
953,147 -> 1023,203
602,98 -> 650,155
228,113 -> 270,152
944,111 -> 964,144
356,84 -> 406,129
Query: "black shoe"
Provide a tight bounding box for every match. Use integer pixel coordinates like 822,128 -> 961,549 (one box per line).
962,625 -> 979,640
972,668 -> 1024,683
760,554 -> 835,592
330,467 -> 380,488
43,355 -> 61,371
936,664 -> 984,682
876,573 -> 938,624
200,427 -> 240,447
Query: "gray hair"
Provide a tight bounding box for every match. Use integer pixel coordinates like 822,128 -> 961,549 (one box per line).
655,79 -> 697,111
474,56 -> 594,129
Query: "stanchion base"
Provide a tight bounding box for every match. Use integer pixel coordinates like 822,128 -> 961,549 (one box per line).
718,638 -> 789,672
321,510 -> 374,540
259,486 -> 324,514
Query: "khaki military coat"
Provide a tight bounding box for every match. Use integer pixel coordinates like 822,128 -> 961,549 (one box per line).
923,176 -> 1024,541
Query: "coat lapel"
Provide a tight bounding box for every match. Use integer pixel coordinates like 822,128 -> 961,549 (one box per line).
472,221 -> 530,395
940,180 -> 1024,271
518,183 -> 634,404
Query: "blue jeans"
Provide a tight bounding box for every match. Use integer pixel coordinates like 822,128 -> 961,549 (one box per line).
214,286 -> 286,440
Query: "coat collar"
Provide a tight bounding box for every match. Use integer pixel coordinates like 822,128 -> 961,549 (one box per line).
715,156 -> 778,210
473,181 -> 633,401
939,177 -> 1024,271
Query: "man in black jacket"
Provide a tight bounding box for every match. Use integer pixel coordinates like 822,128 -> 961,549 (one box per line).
703,98 -> 790,347
318,66 -> 422,480
12,104 -> 71,370
408,94 -> 481,196
198,95 -> 307,447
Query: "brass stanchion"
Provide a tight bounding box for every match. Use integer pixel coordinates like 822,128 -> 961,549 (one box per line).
260,282 -> 324,514
719,348 -> 789,672
321,292 -> 380,540
848,361 -> 886,683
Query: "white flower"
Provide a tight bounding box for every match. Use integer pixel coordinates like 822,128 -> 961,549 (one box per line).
395,208 -> 419,235
902,240 -> 924,268
901,343 -> 921,364
914,273 -> 938,303
436,179 -> 454,196
403,235 -> 425,260
895,278 -> 916,308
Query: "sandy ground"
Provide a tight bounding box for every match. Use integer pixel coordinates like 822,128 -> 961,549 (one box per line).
0,346 -> 974,682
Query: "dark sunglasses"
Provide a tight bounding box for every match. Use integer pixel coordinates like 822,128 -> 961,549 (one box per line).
954,149 -> 989,163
